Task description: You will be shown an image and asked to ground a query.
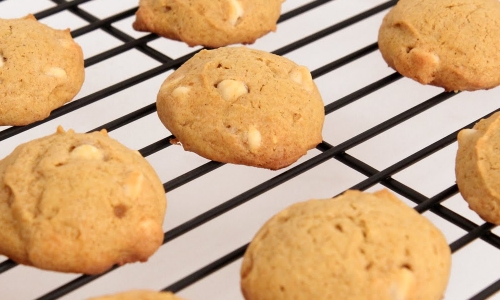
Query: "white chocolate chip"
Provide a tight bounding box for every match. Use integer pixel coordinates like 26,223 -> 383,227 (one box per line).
46,67 -> 67,78
58,39 -> 73,48
217,79 -> 248,101
460,128 -> 477,137
289,66 -> 314,91
228,0 -> 244,25
429,53 -> 441,65
432,53 -> 440,64
248,125 -> 262,153
172,86 -> 190,98
138,219 -> 160,237
123,171 -> 144,199
0,53 -> 4,68
390,267 -> 416,300
458,128 -> 480,143
70,144 -> 104,160
164,75 -> 184,88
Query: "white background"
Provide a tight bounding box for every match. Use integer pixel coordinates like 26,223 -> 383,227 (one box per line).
0,0 -> 499,299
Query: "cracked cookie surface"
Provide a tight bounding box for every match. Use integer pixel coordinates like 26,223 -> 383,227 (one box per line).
0,127 -> 166,274
89,290 -> 184,300
0,15 -> 85,126
456,111 -> 500,224
156,47 -> 324,170
133,0 -> 284,48
378,0 -> 500,91
240,189 -> 451,300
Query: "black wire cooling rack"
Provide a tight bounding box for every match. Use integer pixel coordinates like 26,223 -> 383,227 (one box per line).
1,0 -> 500,299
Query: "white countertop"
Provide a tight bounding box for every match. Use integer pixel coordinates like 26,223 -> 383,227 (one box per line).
0,0 -> 499,299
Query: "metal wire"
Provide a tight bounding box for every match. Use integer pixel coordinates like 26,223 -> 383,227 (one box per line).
1,0 -> 499,299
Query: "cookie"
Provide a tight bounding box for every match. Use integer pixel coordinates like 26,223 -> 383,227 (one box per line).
0,126 -> 166,274
156,47 -> 325,170
456,112 -> 500,224
240,189 -> 451,300
378,0 -> 500,91
0,15 -> 85,126
89,290 -> 184,300
132,0 -> 284,48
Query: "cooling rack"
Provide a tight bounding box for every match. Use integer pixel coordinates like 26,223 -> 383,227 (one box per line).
0,0 -> 500,299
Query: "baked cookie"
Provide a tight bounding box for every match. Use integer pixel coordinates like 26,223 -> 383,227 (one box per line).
241,189 -> 451,300
456,112 -> 500,224
156,47 -> 325,170
89,290 -> 184,300
132,0 -> 284,48
0,126 -> 166,274
0,15 -> 85,126
378,0 -> 500,91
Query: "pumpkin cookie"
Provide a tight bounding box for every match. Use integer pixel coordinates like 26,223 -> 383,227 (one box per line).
132,0 -> 284,47
456,111 -> 500,224
0,127 -> 166,274
241,189 -> 451,300
378,0 -> 500,91
156,47 -> 325,170
0,15 -> 84,126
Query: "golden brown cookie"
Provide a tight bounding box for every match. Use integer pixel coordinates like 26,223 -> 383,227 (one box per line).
156,47 -> 325,170
240,189 -> 451,300
378,0 -> 500,91
132,0 -> 284,48
456,112 -> 500,224
0,15 -> 85,126
88,290 -> 184,300
0,127 -> 166,274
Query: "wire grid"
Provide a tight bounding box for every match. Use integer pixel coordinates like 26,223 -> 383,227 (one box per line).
0,0 -> 499,299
